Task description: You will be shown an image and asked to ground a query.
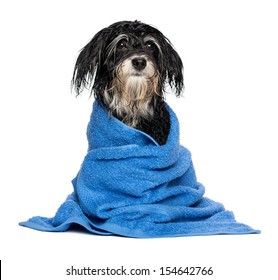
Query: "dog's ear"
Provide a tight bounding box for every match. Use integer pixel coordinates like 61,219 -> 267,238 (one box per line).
161,39 -> 184,96
167,46 -> 184,96
71,28 -> 109,96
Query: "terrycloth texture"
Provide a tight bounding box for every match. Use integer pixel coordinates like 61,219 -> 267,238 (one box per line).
19,101 -> 260,237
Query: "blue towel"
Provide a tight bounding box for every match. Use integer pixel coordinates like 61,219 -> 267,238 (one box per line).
19,101 -> 260,237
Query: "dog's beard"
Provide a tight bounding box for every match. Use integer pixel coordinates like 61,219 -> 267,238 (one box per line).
104,57 -> 160,127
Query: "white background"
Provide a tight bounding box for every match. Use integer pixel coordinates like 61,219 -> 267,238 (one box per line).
1,0 -> 277,279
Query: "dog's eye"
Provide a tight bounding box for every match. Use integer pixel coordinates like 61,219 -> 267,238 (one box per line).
145,41 -> 156,51
117,39 -> 128,50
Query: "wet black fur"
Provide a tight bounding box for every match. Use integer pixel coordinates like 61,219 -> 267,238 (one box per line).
72,20 -> 184,145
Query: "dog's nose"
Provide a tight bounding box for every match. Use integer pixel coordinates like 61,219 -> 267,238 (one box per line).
132,57 -> 147,71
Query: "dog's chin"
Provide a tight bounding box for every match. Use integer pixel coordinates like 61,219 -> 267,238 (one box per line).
123,75 -> 150,101
126,73 -> 149,87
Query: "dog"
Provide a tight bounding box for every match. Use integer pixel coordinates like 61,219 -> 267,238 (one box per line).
71,20 -> 184,145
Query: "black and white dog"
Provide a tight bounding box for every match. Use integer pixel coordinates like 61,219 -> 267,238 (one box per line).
72,20 -> 184,145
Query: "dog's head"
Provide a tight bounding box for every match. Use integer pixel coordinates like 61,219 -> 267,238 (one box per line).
72,20 -> 183,105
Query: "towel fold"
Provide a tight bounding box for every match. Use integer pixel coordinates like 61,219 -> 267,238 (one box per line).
19,101 -> 260,237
